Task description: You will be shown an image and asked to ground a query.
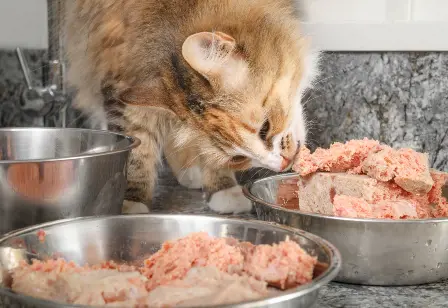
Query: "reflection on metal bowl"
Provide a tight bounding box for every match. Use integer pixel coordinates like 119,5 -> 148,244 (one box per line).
243,173 -> 448,286
0,128 -> 140,235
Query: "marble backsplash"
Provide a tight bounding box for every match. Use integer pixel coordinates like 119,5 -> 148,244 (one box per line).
308,53 -> 448,171
1,49 -> 447,171
0,49 -> 46,127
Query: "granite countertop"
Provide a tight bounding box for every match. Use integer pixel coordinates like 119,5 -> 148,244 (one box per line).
150,166 -> 448,308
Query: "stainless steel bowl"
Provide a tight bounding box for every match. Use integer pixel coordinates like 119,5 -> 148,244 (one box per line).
0,128 -> 140,235
243,173 -> 448,286
0,214 -> 341,308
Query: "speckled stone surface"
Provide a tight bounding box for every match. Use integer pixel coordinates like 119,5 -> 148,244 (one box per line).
1,49 -> 448,307
318,282 -> 448,308
0,49 -> 46,127
305,52 -> 448,171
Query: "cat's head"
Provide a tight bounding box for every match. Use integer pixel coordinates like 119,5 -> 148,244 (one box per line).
123,30 -> 318,172
67,0 -> 318,173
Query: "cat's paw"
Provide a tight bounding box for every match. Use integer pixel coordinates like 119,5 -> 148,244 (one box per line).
208,185 -> 252,214
177,166 -> 203,189
122,200 -> 150,214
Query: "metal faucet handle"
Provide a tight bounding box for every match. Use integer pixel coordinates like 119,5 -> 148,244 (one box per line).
16,47 -> 68,127
16,48 -> 53,115
15,48 -> 34,90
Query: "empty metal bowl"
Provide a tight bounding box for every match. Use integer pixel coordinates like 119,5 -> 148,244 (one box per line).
243,173 -> 448,286
0,128 -> 140,235
0,214 -> 341,308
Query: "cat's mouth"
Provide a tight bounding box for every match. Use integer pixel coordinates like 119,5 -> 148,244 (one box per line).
227,154 -> 294,172
228,155 -> 251,170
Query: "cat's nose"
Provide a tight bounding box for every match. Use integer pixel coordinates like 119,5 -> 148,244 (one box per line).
280,156 -> 291,171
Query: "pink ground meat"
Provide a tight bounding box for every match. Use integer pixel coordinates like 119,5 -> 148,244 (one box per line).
293,138 -> 434,195
333,195 -> 373,218
333,195 -> 419,219
361,147 -> 433,195
294,138 -> 383,176
142,232 -> 316,291
290,139 -> 447,219
142,267 -> 271,307
242,240 -> 317,289
9,233 -> 318,307
142,232 -> 245,290
11,259 -> 148,306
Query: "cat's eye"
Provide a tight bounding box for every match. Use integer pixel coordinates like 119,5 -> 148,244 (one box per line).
231,155 -> 247,163
259,120 -> 270,141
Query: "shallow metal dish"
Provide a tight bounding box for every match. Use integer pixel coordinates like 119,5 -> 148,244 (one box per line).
0,128 -> 140,235
0,214 -> 340,308
243,173 -> 448,286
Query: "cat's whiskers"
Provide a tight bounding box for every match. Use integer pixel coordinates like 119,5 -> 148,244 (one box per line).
172,127 -> 203,149
305,118 -> 318,131
261,168 -> 271,179
175,149 -> 225,186
199,152 -> 229,180
176,147 -> 224,176
180,151 -> 204,170
239,168 -> 250,179
247,167 -> 267,183
304,131 -> 319,149
200,153 -> 221,170
163,143 -> 199,161
311,75 -> 334,87
301,94 -> 323,107
299,74 -> 333,102
65,111 -> 93,128
200,149 -> 228,168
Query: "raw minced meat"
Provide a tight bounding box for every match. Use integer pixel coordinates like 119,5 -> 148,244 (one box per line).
12,265 -> 148,306
289,138 -> 447,219
242,240 -> 317,289
142,232 -> 316,291
142,267 -> 272,307
333,195 -> 419,219
9,232 -> 317,307
361,147 -> 433,195
142,232 -> 245,291
293,138 -> 434,195
294,138 -> 382,177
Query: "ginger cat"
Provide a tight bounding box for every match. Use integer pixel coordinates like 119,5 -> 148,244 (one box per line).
64,0 -> 319,213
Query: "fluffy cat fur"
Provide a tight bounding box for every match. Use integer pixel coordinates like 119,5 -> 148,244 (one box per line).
64,0 -> 319,213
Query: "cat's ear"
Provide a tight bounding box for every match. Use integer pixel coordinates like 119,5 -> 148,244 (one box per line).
182,31 -> 248,89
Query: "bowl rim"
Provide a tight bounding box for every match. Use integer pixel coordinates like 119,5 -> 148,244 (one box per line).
0,127 -> 141,163
243,172 -> 448,224
0,214 -> 341,308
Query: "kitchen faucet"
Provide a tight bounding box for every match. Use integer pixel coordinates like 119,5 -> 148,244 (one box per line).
15,0 -> 68,127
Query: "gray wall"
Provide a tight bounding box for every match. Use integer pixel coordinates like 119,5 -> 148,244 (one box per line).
1,49 -> 447,171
